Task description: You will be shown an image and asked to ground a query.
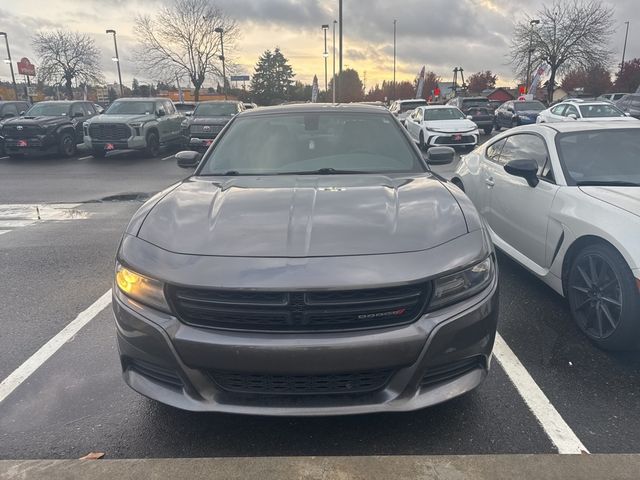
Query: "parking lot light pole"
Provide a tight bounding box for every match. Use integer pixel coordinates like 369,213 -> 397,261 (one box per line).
106,30 -> 124,98
332,20 -> 337,103
0,32 -> 18,101
525,19 -> 540,93
620,21 -> 630,77
215,27 -> 227,100
322,24 -> 329,93
393,19 -> 397,100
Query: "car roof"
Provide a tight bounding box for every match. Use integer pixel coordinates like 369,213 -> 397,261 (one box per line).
560,99 -> 613,106
113,97 -> 168,102
239,103 -> 393,117
198,100 -> 242,104
538,121 -> 640,133
396,99 -> 427,103
420,105 -> 459,109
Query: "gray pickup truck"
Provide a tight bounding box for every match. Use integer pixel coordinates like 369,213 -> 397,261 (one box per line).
84,98 -> 184,158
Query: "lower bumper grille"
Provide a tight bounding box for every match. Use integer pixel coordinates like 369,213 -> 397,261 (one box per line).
434,135 -> 475,145
211,369 -> 394,395
128,359 -> 183,389
166,283 -> 432,333
420,357 -> 483,388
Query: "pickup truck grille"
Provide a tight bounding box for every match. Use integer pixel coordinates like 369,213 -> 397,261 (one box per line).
166,283 -> 431,333
2,125 -> 42,138
89,123 -> 131,141
189,124 -> 224,137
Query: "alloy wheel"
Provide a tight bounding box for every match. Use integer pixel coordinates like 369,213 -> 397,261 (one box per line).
569,253 -> 623,339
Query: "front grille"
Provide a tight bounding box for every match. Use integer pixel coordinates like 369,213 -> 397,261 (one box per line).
211,369 -> 394,395
189,124 -> 224,138
127,359 -> 183,389
89,123 -> 131,141
420,357 -> 483,388
2,124 -> 42,138
434,135 -> 475,145
166,283 -> 431,333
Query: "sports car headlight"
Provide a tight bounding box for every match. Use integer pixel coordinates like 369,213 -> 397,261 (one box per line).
429,256 -> 494,310
115,263 -> 170,312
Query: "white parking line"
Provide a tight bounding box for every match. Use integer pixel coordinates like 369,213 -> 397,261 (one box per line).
0,290 -> 112,405
493,333 -> 589,455
161,154 -> 175,161
78,155 -> 93,161
0,156 -> 9,161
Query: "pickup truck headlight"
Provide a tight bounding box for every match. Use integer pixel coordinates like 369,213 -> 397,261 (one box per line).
115,263 -> 170,313
429,256 -> 494,310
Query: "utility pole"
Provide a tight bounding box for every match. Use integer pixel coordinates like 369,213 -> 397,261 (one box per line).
322,24 -> 329,93
338,0 -> 343,102
525,19 -> 540,93
215,27 -> 227,100
0,32 -> 18,100
393,19 -> 397,100
620,21 -> 630,77
332,20 -> 337,103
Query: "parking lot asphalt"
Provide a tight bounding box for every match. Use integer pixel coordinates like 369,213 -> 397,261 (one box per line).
0,140 -> 639,460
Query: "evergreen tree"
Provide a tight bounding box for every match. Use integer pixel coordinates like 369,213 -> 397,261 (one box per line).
251,47 -> 295,105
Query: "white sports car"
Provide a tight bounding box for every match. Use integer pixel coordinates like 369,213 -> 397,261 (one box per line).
404,106 -> 480,150
451,122 -> 640,350
537,99 -> 637,124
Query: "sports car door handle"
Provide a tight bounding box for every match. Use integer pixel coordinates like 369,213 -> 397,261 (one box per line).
485,177 -> 495,187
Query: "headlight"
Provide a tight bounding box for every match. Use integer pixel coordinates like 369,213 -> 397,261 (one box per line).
429,256 -> 494,310
115,263 -> 170,312
181,120 -> 189,128
129,122 -> 143,128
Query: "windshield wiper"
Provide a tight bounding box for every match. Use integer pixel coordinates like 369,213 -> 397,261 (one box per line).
278,168 -> 363,175
577,180 -> 640,187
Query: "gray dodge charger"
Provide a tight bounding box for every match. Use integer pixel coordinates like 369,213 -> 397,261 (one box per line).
113,103 -> 499,415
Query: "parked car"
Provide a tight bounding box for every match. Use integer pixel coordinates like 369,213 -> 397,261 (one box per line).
0,100 -> 31,156
598,93 -> 629,103
615,94 -> 640,119
446,97 -> 494,135
494,100 -> 546,130
388,98 -> 428,125
451,122 -> 640,350
84,98 -> 184,158
2,101 -> 97,158
113,103 -> 499,415
488,100 -> 503,113
243,102 -> 258,110
175,102 -> 197,116
181,100 -> 244,150
537,99 -> 636,123
404,105 -> 479,150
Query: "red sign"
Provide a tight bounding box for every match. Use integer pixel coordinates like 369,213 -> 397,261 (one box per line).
518,85 -> 526,95
17,58 -> 36,76
434,87 -> 441,97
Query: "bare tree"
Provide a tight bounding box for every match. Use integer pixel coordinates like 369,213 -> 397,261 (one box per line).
33,30 -> 103,100
510,0 -> 615,100
134,0 -> 239,101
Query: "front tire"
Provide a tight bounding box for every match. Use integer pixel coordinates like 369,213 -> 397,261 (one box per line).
483,126 -> 492,135
567,243 -> 640,350
58,133 -> 76,157
145,131 -> 160,158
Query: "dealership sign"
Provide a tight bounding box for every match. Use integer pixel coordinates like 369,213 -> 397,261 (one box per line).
17,58 -> 36,76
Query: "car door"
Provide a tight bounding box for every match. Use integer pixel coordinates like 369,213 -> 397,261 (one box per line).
502,102 -> 514,126
475,137 -> 507,220
406,108 -> 421,139
486,133 -> 559,269
70,103 -> 89,144
154,101 -> 170,140
562,104 -> 580,121
164,100 -> 182,141
545,104 -> 566,123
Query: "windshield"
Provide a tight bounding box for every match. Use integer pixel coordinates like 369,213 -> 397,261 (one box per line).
399,101 -> 427,113
462,99 -> 490,108
199,112 -> 425,176
514,101 -> 544,112
557,129 -> 640,186
579,104 -> 626,118
26,103 -> 69,116
105,101 -> 155,115
424,108 -> 466,121
194,103 -> 238,117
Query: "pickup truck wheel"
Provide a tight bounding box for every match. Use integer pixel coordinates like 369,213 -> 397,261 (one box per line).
145,132 -> 160,158
92,148 -> 107,159
58,132 -> 76,157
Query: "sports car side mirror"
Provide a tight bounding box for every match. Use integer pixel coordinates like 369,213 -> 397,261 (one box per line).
504,159 -> 539,187
426,146 -> 455,165
466,115 -> 473,120
567,114 -> 577,120
176,150 -> 202,169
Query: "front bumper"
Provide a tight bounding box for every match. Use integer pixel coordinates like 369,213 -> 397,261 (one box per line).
84,135 -> 147,151
3,136 -> 56,155
426,131 -> 479,147
113,232 -> 498,416
187,136 -> 217,150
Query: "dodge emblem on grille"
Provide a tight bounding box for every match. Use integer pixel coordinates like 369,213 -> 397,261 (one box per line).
357,308 -> 406,320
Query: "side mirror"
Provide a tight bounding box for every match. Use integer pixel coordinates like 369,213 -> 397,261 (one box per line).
567,113 -> 577,120
425,146 -> 455,165
185,112 -> 193,117
504,159 -> 539,187
176,150 -> 202,169
157,108 -> 166,117
97,108 -> 105,114
19,111 -> 25,116
466,115 -> 473,120
624,112 -> 631,117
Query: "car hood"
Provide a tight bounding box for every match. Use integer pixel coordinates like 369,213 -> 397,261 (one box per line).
424,119 -> 477,132
516,110 -> 542,117
4,116 -> 69,128
89,114 -> 154,124
580,186 -> 640,217
189,116 -> 234,125
137,174 -> 469,257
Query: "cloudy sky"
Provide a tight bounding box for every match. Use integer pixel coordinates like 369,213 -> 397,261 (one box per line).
0,0 -> 637,90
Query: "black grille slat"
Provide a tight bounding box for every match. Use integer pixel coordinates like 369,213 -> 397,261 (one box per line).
420,357 -> 483,388
211,369 -> 394,395
89,123 -> 131,141
167,283 -> 431,333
